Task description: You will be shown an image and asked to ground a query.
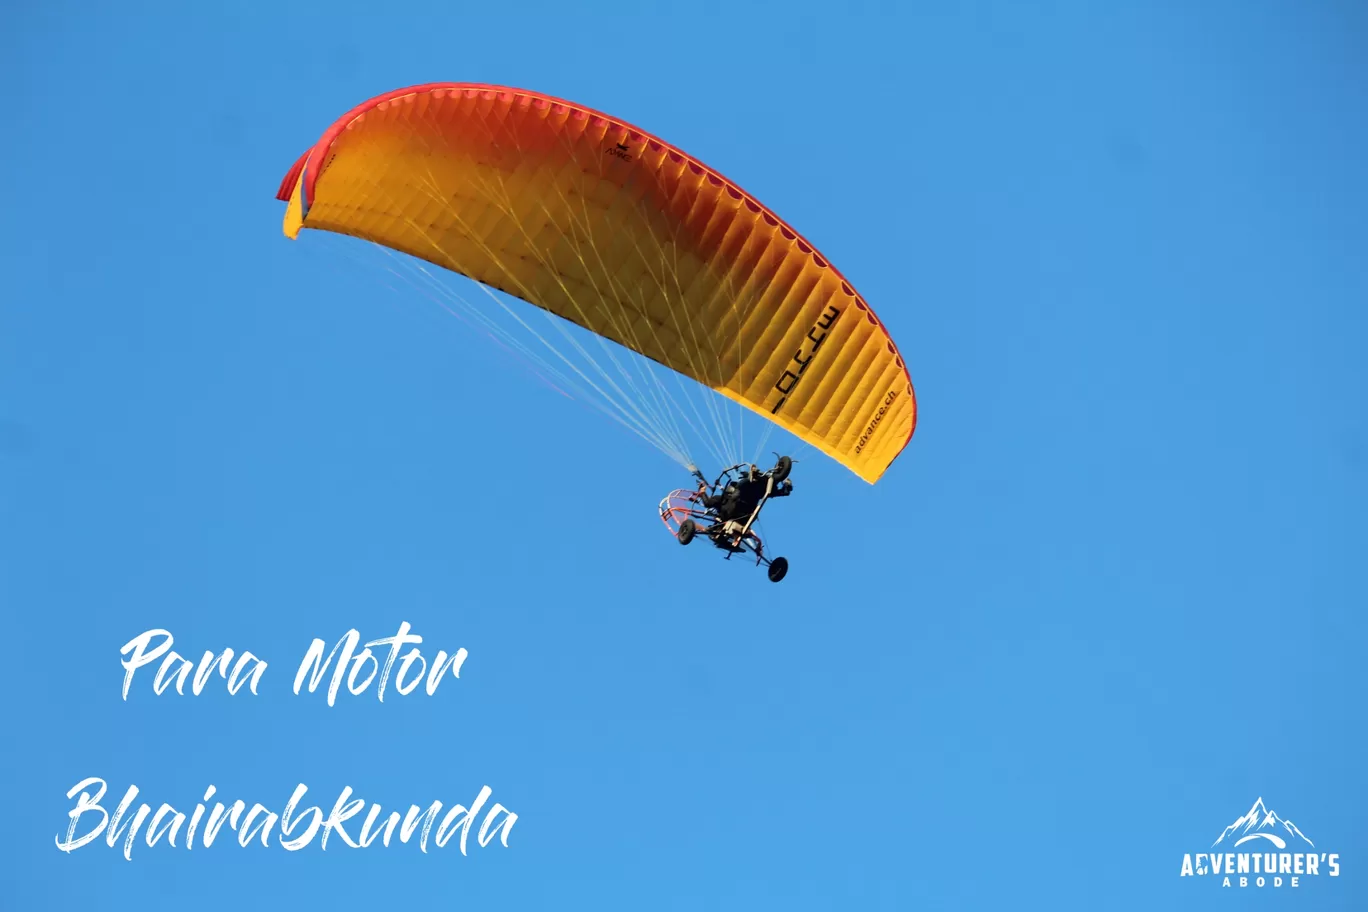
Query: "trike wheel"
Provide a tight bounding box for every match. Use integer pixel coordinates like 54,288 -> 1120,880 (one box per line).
677,519 -> 697,545
771,456 -> 793,484
767,556 -> 789,582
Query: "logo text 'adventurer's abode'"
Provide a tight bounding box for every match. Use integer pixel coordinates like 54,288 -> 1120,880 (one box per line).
1180,798 -> 1341,889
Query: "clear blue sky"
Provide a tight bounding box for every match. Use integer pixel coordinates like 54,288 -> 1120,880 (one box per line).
4,1 -> 1365,908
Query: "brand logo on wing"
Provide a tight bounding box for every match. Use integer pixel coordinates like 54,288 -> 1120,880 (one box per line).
854,387 -> 900,455
1179,797 -> 1340,889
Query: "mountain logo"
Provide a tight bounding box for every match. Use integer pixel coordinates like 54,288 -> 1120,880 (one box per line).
1180,797 -> 1340,889
1212,797 -> 1314,850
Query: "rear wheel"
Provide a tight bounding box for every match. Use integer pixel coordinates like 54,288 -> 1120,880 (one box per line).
771,455 -> 793,484
677,519 -> 696,545
767,557 -> 789,582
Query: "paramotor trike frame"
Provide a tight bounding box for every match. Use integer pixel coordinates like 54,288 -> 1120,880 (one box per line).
658,487 -> 770,566
658,455 -> 793,582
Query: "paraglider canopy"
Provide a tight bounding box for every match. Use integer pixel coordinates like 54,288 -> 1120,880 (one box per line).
277,82 -> 916,483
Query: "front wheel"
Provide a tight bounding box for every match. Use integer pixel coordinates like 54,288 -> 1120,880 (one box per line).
767,557 -> 789,583
677,519 -> 696,545
771,455 -> 793,484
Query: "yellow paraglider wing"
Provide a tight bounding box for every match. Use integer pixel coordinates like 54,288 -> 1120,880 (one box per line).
276,83 -> 916,482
